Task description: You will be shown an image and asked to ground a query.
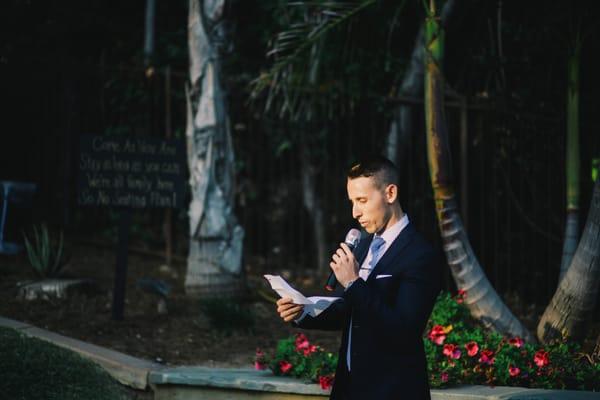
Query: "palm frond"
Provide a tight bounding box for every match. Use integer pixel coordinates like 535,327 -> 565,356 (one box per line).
250,0 -> 376,101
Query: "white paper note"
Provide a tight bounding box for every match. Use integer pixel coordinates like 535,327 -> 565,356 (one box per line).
264,274 -> 340,317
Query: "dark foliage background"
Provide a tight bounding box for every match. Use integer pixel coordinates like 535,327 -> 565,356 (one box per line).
0,0 -> 599,312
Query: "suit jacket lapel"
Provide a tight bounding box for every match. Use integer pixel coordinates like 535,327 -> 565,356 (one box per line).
367,223 -> 415,281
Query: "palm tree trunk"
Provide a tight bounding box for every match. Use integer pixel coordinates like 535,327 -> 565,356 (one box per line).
185,0 -> 245,298
559,43 -> 581,284
537,179 -> 600,343
423,0 -> 533,342
385,0 -> 457,167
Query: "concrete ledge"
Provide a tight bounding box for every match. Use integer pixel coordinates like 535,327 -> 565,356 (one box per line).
0,316 -> 31,330
150,367 -> 600,400
0,316 -> 161,390
149,367 -> 329,396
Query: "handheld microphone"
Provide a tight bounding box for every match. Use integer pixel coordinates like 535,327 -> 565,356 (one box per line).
325,228 -> 361,291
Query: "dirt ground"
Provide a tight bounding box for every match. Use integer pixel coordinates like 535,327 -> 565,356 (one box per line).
0,241 -> 341,368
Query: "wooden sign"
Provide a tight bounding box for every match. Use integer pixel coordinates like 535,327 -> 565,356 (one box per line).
77,135 -> 185,209
76,134 -> 186,320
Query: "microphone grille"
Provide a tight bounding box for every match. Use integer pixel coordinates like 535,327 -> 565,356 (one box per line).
344,228 -> 361,247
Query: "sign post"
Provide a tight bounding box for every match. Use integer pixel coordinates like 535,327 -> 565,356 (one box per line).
77,135 -> 185,320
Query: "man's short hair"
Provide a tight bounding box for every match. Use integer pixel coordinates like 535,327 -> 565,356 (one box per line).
347,155 -> 399,190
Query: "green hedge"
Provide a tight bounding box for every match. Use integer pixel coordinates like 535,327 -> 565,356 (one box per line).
0,327 -> 127,400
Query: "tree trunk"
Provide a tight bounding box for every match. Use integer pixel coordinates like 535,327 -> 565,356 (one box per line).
385,0 -> 456,167
300,42 -> 328,275
423,1 -> 534,342
300,137 -> 328,275
593,333 -> 600,361
185,0 -> 245,298
559,43 -> 581,284
537,179 -> 600,343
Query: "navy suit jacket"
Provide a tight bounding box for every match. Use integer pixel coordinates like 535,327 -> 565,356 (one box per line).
296,223 -> 441,400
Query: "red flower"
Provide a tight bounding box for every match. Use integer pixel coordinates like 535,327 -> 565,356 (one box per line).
443,344 -> 462,359
318,375 -> 334,390
465,341 -> 479,357
509,337 -> 524,348
508,365 -> 521,377
478,349 -> 495,365
456,289 -> 467,303
295,333 -> 310,350
533,350 -> 550,367
254,360 -> 267,370
295,333 -> 318,356
254,348 -> 267,370
302,344 -> 318,356
279,360 -> 293,374
428,325 -> 447,345
441,372 -> 449,383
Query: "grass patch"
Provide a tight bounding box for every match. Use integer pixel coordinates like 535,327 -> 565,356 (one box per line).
0,326 -> 127,400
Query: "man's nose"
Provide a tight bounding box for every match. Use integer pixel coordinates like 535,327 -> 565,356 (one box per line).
352,204 -> 361,219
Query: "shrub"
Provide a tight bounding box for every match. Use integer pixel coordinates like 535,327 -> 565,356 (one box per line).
200,299 -> 255,335
260,290 -> 600,391
424,291 -> 599,390
22,224 -> 68,278
255,333 -> 337,390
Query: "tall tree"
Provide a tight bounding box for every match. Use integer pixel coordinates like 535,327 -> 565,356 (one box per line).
559,36 -> 582,284
185,0 -> 244,297
423,0 -> 533,342
537,178 -> 600,343
385,0 -> 457,167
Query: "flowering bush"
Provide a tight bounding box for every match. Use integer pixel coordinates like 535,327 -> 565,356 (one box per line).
258,290 -> 600,392
254,333 -> 337,390
425,291 -> 600,390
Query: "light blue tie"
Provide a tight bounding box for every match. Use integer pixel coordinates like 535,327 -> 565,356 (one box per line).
360,236 -> 385,280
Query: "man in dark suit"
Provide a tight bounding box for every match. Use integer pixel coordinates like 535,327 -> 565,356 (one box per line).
277,156 -> 441,399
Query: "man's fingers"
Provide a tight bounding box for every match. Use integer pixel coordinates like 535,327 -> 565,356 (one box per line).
280,304 -> 303,321
276,297 -> 293,306
340,243 -> 353,257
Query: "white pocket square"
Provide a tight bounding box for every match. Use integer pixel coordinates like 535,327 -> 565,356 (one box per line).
375,274 -> 392,279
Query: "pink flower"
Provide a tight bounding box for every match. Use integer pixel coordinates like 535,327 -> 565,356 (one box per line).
478,349 -> 495,365
295,333 -> 318,356
508,365 -> 521,377
428,325 -> 447,345
509,337 -> 524,348
254,361 -> 267,370
279,360 -> 293,374
443,344 -> 462,359
465,341 -> 479,357
302,344 -> 318,356
533,350 -> 550,367
441,372 -> 449,383
254,348 -> 267,370
456,289 -> 467,304
295,333 -> 310,350
318,375 -> 334,390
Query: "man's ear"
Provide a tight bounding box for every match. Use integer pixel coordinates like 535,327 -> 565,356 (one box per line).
385,184 -> 398,204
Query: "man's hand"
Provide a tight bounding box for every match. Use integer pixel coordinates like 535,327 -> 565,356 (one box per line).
330,243 -> 359,288
276,297 -> 304,322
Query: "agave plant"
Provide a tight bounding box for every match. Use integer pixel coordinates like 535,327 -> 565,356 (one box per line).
22,224 -> 67,278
